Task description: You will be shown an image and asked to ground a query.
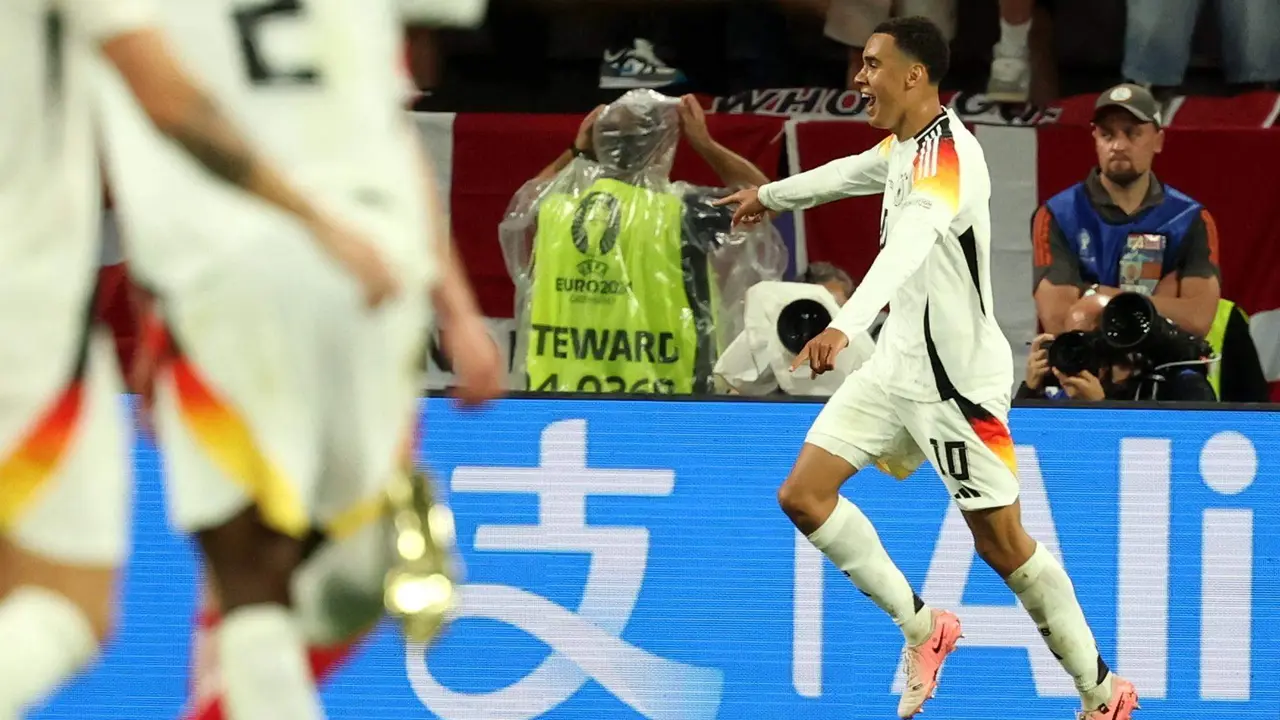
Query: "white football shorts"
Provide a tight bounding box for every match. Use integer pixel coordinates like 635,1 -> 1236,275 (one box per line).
0,327 -> 130,566
152,231 -> 428,541
806,359 -> 1019,511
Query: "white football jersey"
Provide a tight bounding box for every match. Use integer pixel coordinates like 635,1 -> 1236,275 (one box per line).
97,0 -> 436,294
0,0 -> 152,380
759,109 -> 1014,403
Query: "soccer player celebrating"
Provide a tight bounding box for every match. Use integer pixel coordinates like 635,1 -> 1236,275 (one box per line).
97,1 -> 502,717
716,17 -> 1138,720
0,1 -> 396,716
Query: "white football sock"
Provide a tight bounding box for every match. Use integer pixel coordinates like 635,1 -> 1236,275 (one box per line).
0,586 -> 99,717
219,604 -> 325,720
1006,543 -> 1114,709
997,18 -> 1031,56
807,496 -> 933,645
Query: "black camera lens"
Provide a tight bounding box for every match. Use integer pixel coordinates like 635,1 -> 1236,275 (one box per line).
1102,292 -> 1157,350
1047,330 -> 1099,377
776,299 -> 832,355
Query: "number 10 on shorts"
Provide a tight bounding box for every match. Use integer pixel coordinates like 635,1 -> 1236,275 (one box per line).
929,439 -> 980,499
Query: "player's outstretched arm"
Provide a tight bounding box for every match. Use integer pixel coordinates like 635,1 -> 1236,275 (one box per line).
828,206 -> 943,339
828,193 -> 957,344
755,139 -> 893,212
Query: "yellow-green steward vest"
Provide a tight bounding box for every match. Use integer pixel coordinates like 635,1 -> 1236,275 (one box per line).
1204,298 -> 1238,400
526,178 -> 715,394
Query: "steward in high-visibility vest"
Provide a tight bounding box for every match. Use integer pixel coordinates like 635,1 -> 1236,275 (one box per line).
526,177 -> 717,394
1204,299 -> 1271,402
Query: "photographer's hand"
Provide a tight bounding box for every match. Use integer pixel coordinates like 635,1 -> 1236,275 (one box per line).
1053,369 -> 1106,401
1026,333 -> 1053,391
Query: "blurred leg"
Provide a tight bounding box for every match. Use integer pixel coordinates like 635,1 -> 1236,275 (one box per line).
1122,0 -> 1201,87
988,0 -> 1036,102
1028,3 -> 1059,105
405,27 -> 440,90
1216,0 -> 1280,84
824,0 -> 888,89
998,0 -> 1034,50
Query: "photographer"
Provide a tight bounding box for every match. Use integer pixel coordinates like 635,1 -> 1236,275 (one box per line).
1018,292 -> 1217,402
714,262 -> 875,397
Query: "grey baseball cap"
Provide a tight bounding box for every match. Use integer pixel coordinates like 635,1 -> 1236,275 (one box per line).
1094,83 -> 1163,127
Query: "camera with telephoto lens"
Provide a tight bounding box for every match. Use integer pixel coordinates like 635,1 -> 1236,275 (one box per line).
1048,291 -> 1213,399
1100,292 -> 1212,370
1047,329 -> 1109,377
775,299 -> 832,354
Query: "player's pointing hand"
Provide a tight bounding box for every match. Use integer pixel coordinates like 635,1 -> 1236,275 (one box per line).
790,327 -> 850,378
712,186 -> 771,227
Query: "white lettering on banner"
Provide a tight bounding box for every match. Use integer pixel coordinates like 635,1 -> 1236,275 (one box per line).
405,419 -> 725,720
712,88 -> 871,118
1199,431 -> 1257,700
946,92 -> 1063,126
1118,439 -> 1171,698
712,88 -> 1063,126
892,445 -> 1077,697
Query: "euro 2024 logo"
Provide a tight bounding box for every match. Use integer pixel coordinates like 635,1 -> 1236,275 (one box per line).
406,419 -> 724,720
571,192 -> 621,279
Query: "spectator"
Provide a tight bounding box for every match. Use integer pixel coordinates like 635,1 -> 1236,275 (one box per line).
822,0 -> 956,90
715,261 -> 874,397
1124,0 -> 1280,92
987,0 -> 1058,105
1032,83 -> 1220,341
500,90 -> 784,395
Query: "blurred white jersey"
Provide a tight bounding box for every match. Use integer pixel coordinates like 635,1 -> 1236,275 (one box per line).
0,0 -> 151,382
0,1 -> 152,566
759,109 -> 1013,404
97,0 -> 436,294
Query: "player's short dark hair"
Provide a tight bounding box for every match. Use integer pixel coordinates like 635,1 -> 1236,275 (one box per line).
872,16 -> 950,85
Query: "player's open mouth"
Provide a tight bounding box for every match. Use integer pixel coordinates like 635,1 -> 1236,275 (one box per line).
862,92 -> 877,111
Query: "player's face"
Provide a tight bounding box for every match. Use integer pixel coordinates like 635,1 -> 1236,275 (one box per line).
856,34 -> 913,130
1092,109 -> 1164,188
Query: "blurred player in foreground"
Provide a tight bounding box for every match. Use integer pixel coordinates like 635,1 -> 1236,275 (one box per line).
0,1 -> 396,716
717,17 -> 1138,720
97,1 -> 502,718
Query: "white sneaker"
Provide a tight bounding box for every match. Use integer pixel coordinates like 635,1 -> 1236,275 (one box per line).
600,38 -> 685,89
986,48 -> 1031,104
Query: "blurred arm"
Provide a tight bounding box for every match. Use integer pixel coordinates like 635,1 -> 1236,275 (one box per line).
83,6 -> 321,225
414,134 -> 483,328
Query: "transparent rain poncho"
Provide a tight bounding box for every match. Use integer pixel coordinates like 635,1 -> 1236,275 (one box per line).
499,89 -> 786,395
